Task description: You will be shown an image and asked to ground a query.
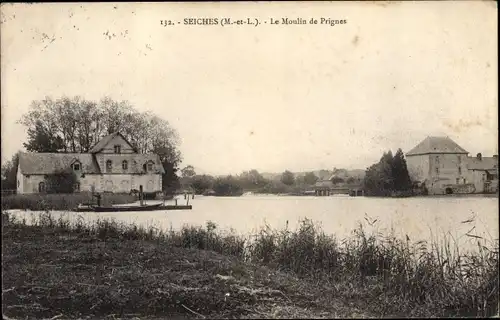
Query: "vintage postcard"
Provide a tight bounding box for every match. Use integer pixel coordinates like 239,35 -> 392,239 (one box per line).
1,1 -> 498,319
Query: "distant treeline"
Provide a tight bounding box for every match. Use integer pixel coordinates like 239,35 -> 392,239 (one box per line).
178,166 -> 363,196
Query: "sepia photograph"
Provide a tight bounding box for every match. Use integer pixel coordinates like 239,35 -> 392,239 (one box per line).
1,1 -> 498,319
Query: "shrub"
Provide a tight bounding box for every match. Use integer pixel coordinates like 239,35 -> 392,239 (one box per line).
45,169 -> 78,194
213,176 -> 243,196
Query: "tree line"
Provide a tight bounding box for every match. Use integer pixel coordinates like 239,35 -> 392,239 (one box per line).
179,166 -> 343,196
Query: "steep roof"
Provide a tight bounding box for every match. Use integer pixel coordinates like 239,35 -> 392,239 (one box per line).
406,136 -> 469,156
18,152 -> 101,175
18,153 -> 165,175
466,156 -> 498,171
89,132 -> 137,153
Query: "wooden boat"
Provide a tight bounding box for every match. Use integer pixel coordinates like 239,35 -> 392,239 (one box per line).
73,204 -> 95,212
91,203 -> 163,212
163,205 -> 192,210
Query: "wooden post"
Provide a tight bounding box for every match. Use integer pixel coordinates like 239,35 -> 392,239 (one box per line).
91,185 -> 95,204
139,185 -> 144,206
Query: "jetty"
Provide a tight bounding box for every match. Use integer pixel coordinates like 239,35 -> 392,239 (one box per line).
74,185 -> 193,212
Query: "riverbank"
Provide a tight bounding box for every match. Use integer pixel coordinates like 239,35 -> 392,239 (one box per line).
1,193 -> 136,211
2,211 -> 498,319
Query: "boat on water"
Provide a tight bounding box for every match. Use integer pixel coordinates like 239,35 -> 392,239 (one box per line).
91,203 -> 164,212
75,185 -> 194,212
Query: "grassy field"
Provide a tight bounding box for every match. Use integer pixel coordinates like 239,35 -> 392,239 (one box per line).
1,192 -> 136,211
2,211 -> 498,319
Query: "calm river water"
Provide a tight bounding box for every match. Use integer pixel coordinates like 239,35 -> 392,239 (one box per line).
9,194 -> 499,251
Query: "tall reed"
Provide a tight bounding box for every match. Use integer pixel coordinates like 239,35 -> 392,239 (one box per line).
3,210 -> 497,317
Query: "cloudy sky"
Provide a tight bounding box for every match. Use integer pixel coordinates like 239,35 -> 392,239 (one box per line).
1,2 -> 497,175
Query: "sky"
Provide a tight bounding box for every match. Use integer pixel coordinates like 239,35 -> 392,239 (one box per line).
1,2 -> 498,175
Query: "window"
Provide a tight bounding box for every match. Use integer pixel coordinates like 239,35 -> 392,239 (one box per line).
114,145 -> 121,154
38,182 -> 46,193
74,182 -> 80,192
122,160 -> 128,170
147,162 -> 154,172
456,178 -> 460,184
72,162 -> 80,171
435,167 -> 439,175
458,166 -> 462,175
106,160 -> 112,172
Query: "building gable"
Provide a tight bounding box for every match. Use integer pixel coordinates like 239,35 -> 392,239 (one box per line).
89,132 -> 138,154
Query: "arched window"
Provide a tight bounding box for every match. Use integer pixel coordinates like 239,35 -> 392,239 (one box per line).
122,160 -> 128,170
38,181 -> 46,193
106,160 -> 112,172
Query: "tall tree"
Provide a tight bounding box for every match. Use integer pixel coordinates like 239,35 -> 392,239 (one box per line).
191,175 -> 215,194
1,152 -> 20,190
392,148 -> 412,191
281,170 -> 295,186
181,165 -> 196,178
23,120 -> 64,152
238,169 -> 267,190
363,149 -> 413,196
303,172 -> 319,185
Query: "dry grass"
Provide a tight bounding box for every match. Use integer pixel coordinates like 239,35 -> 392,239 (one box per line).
2,211 -> 498,319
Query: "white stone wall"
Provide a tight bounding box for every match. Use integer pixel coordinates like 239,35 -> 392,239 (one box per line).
467,170 -> 487,193
18,173 -> 162,194
86,174 -> 162,193
406,154 -> 430,183
407,153 -> 469,195
19,175 -> 45,194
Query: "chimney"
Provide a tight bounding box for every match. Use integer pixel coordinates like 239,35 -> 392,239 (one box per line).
476,153 -> 482,161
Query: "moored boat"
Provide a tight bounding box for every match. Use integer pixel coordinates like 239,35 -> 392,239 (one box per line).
91,203 -> 163,212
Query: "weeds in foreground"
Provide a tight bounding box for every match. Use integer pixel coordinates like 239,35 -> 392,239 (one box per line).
2,211 -> 498,317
